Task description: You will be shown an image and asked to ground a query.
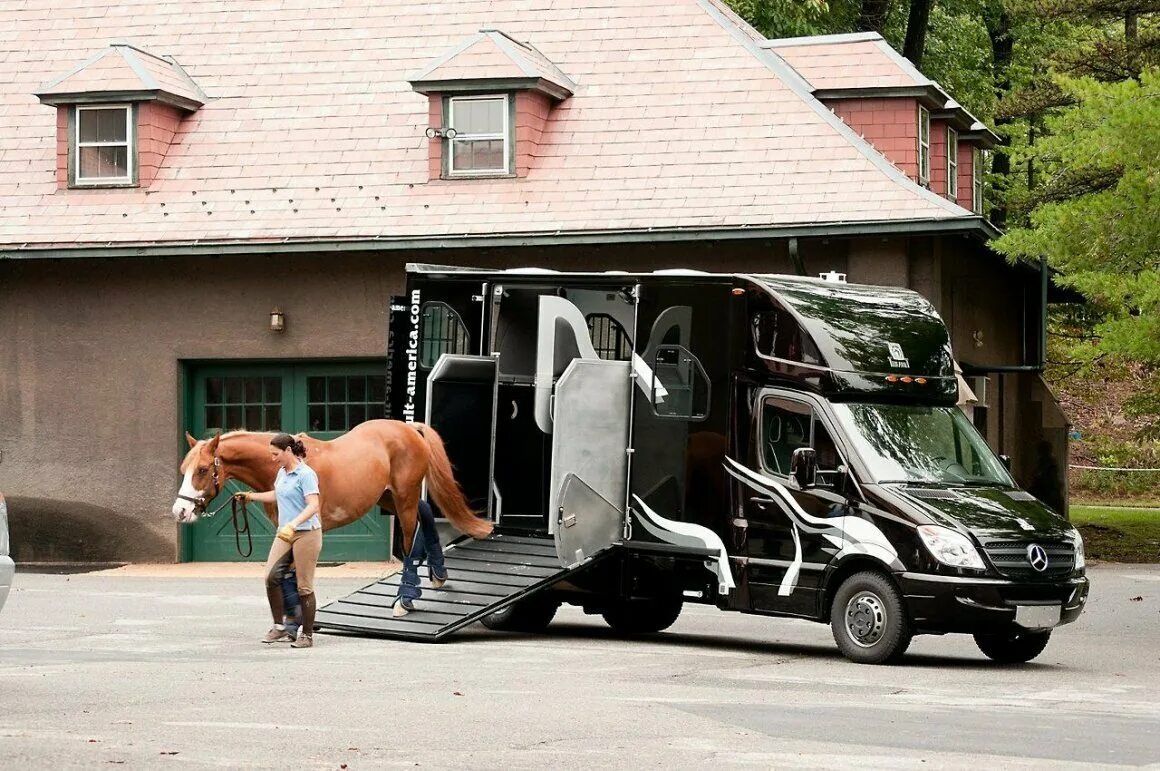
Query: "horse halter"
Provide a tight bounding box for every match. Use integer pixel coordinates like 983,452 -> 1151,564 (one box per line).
177,454 -> 222,513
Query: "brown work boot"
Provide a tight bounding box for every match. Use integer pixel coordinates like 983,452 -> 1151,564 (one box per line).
262,626 -> 292,644
290,631 -> 313,649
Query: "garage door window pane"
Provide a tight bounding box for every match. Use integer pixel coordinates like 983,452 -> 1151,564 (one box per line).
308,377 -> 325,402
203,374 -> 283,434
309,404 -> 325,432
204,406 -> 223,433
369,375 -> 386,402
328,404 -> 345,430
265,405 -> 282,431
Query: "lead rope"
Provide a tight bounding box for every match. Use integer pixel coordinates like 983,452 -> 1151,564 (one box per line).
231,496 -> 254,558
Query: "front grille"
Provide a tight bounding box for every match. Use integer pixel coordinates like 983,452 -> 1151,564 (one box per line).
983,540 -> 1075,580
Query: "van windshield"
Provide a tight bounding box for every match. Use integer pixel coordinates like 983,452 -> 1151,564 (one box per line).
830,403 -> 1015,487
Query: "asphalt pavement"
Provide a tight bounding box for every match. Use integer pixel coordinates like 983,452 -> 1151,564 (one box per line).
0,563 -> 1157,769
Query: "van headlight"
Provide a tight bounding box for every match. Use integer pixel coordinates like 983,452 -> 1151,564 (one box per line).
917,525 -> 986,570
1072,529 -> 1085,571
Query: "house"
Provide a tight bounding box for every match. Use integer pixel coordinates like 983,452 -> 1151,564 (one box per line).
0,0 -> 1068,563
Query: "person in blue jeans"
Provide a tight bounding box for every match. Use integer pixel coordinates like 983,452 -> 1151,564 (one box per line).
393,499 -> 448,617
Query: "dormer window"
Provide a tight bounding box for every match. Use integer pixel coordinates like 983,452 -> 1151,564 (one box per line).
446,95 -> 511,177
410,29 -> 574,181
75,105 -> 134,186
918,106 -> 931,185
946,127 -> 958,200
35,43 -> 205,190
973,147 -> 986,213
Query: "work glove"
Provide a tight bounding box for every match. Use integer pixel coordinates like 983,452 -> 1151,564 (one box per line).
277,525 -> 295,543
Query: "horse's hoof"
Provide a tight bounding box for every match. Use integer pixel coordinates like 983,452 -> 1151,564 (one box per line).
430,575 -> 447,589
392,602 -> 411,618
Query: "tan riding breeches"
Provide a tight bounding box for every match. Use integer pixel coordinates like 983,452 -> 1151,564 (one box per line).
263,528 -> 322,596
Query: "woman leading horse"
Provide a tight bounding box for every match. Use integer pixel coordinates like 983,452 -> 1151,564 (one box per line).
173,420 -> 493,634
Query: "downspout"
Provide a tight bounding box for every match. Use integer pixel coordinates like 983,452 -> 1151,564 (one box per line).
788,237 -> 807,276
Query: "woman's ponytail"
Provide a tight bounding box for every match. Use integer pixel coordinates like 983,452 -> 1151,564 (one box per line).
271,432 -> 308,459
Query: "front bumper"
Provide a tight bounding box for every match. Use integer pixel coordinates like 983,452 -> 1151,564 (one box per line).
0,555 -> 14,614
899,571 -> 1088,635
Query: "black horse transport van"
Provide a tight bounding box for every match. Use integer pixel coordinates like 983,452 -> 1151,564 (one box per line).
324,265 -> 1089,664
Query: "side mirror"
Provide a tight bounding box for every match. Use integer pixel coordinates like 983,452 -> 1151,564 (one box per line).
791,447 -> 818,489
999,454 -> 1012,471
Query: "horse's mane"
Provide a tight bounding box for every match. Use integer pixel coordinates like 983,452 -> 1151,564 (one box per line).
179,430 -> 278,472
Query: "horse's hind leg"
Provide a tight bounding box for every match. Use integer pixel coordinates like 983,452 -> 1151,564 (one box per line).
390,487 -> 425,617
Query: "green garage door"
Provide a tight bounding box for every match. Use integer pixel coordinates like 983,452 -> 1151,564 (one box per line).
182,362 -> 393,562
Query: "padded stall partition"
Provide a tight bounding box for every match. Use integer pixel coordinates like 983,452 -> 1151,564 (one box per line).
425,354 -> 498,519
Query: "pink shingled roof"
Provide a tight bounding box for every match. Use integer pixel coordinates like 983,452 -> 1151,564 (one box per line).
766,33 -> 926,91
37,44 -> 204,107
0,0 -> 971,251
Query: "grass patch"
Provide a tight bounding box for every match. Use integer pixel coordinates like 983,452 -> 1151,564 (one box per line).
1070,505 -> 1160,563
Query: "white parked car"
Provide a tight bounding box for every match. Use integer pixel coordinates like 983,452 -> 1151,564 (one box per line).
0,492 -> 13,614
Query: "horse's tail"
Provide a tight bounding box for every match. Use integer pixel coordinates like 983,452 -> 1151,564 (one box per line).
414,424 -> 493,539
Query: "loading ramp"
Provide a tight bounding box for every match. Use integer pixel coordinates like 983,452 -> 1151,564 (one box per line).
314,532 -> 612,641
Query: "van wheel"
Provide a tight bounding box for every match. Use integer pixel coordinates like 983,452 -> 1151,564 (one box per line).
830,571 -> 912,665
480,595 -> 560,632
974,630 -> 1051,663
602,595 -> 683,635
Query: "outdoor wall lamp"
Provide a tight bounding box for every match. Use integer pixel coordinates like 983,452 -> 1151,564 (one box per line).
973,329 -> 984,348
425,126 -> 458,139
270,307 -> 285,333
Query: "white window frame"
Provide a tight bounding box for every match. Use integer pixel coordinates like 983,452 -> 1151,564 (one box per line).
447,94 -> 510,177
74,104 -> 134,186
947,127 -> 959,200
972,148 -> 986,214
917,106 -> 930,185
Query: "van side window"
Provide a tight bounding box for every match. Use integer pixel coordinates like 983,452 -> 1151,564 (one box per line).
751,308 -> 821,365
761,397 -> 843,484
419,302 -> 471,368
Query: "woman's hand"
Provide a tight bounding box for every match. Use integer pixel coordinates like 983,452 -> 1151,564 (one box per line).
277,525 -> 295,543
233,491 -> 251,503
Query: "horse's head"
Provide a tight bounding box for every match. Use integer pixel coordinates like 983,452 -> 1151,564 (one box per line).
172,432 -> 223,523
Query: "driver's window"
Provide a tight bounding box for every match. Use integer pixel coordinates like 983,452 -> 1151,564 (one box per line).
761,398 -> 811,475
761,397 -> 844,485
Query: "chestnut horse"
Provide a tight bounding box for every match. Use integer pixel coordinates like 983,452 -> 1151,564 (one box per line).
171,420 -> 492,555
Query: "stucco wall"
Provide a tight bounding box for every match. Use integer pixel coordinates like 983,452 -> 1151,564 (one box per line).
0,252 -> 399,561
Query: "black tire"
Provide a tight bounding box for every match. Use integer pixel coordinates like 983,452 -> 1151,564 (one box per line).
602,595 -> 683,635
829,571 -> 912,665
480,595 -> 560,632
974,630 -> 1051,663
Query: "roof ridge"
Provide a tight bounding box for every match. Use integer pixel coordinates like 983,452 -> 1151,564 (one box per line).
115,46 -> 160,91
482,29 -> 539,79
693,0 -> 967,218
871,38 -> 932,86
763,31 -> 883,48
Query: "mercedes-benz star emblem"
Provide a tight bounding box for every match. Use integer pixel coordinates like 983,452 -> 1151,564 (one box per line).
1027,543 -> 1049,572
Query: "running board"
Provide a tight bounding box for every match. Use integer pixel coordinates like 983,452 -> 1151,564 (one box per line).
314,532 -> 613,641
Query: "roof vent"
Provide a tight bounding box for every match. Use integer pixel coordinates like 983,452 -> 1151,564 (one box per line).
819,271 -> 847,283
